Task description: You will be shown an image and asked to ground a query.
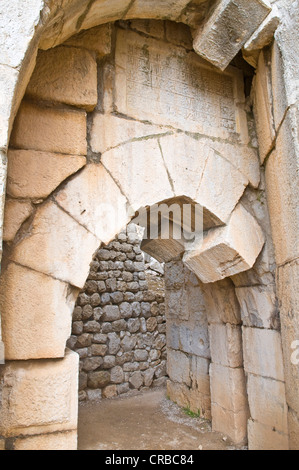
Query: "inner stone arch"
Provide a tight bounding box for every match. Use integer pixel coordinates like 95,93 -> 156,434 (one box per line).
0,18 -> 288,450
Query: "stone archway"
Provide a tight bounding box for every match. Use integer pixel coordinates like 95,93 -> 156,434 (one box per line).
0,1 -> 296,451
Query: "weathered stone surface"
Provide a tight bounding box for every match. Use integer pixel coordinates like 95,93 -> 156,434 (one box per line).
209,324 -> 243,368
253,50 -> 276,163
201,278 -> 241,325
288,410 -> 299,451
101,139 -> 173,212
184,204 -> 265,283
130,19 -> 165,40
247,374 -> 288,433
193,0 -> 271,71
7,149 -> 86,199
265,105 -> 299,265
10,101 -> 87,156
195,146 -> 249,223
64,24 -> 112,59
82,0 -> 132,30
167,349 -> 190,387
0,65 -> 19,150
26,47 -> 98,111
277,260 -> 299,415
88,371 -> 110,389
91,113 -> 167,155
190,356 -> 210,397
211,403 -> 249,444
167,380 -> 211,420
102,385 -> 117,399
159,134 -> 212,201
210,364 -> 248,414
235,285 -> 278,329
110,366 -> 124,384
55,163 -> 128,244
10,201 -> 99,288
244,5 -> 280,53
3,199 -> 33,242
125,0 -> 191,20
0,0 -> 42,68
102,306 -> 120,322
242,327 -> 285,381
115,29 -> 249,143
129,371 -> 143,389
0,350 -> 78,437
13,431 -> 77,451
0,263 -> 76,360
248,419 -> 289,450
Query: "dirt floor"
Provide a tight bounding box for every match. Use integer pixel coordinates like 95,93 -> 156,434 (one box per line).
78,388 -> 246,451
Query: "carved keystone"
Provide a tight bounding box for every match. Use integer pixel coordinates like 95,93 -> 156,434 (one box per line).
183,204 -> 265,283
193,0 -> 271,71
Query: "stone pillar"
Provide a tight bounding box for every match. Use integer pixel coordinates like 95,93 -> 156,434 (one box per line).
203,279 -> 249,444
253,4 -> 299,449
165,260 -> 211,420
0,349 -> 79,450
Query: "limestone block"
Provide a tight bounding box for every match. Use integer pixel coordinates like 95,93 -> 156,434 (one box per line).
265,105 -> 299,265
166,380 -> 189,410
115,29 -> 249,143
7,149 -> 86,199
125,0 -> 191,20
0,65 -> 19,150
271,8 -> 299,130
0,0 -> 43,68
235,285 -> 278,329
242,327 -> 285,381
81,0 -> 132,30
91,113 -> 167,155
201,279 -> 241,325
184,204 -> 265,283
190,356 -> 211,397
211,403 -> 249,444
244,5 -> 280,53
188,388 -> 211,421
210,364 -> 248,414
0,350 -> 79,438
141,236 -> 185,264
63,24 -> 112,59
193,0 -> 271,71
195,148 -> 248,224
253,51 -> 276,163
288,410 -> 299,451
10,201 -> 100,288
13,431 -> 77,450
55,163 -> 128,244
247,374 -> 288,434
26,47 -> 97,111
0,438 -> 4,450
248,420 -> 289,450
101,140 -> 174,212
129,20 -> 165,40
165,21 -> 193,49
209,324 -> 243,368
159,134 -> 212,201
3,200 -> 33,242
167,349 -> 191,387
177,323 -> 210,359
200,138 -> 260,189
10,101 -> 87,156
165,288 -> 189,322
277,260 -> 299,414
0,263 -> 76,360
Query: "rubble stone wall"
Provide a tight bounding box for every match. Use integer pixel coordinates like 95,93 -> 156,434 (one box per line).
68,224 -> 167,401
